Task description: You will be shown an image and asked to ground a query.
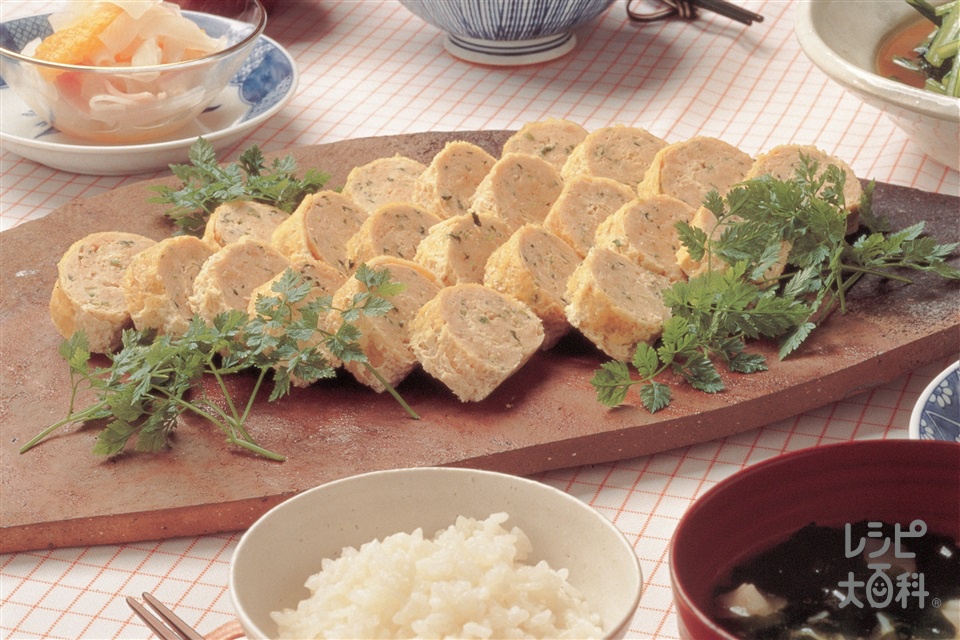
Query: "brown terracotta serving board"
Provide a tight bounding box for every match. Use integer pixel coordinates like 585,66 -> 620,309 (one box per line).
2,130 -> 958,554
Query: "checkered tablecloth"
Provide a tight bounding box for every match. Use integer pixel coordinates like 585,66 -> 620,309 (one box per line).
1,1 -> 957,638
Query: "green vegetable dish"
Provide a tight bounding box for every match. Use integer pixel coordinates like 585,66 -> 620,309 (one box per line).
897,0 -> 959,96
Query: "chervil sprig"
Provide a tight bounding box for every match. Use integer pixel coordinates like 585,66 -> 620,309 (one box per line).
20,267 -> 415,461
149,138 -> 330,234
593,157 -> 960,411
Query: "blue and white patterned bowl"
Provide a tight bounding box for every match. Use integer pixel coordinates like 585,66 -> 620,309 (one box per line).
909,361 -> 960,442
398,0 -> 618,65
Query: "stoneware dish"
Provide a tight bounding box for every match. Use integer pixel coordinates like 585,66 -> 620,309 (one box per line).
397,0 -> 618,65
670,439 -> 960,640
0,0 -> 266,145
910,360 -> 960,442
795,0 -> 960,170
230,466 -> 643,639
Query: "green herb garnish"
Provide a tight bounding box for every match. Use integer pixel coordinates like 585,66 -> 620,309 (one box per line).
591,157 -> 960,412
20,266 -> 416,461
149,138 -> 330,234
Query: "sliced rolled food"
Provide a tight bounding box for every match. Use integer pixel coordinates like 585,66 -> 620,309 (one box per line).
560,125 -> 667,187
469,152 -> 563,232
50,231 -> 156,353
345,202 -> 443,270
248,258 -> 348,384
747,144 -> 863,234
270,190 -> 369,274
330,256 -> 444,392
543,175 -> 637,258
122,235 -> 216,337
636,136 -> 754,209
412,141 -> 496,219
410,283 -> 544,402
188,236 -> 290,325
201,200 -> 289,248
593,195 -> 695,282
341,154 -> 426,214
677,144 -> 863,280
483,224 -> 583,349
564,247 -> 672,361
414,212 -> 512,286
501,118 -> 588,171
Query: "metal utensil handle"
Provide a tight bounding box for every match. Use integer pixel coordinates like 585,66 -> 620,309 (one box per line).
126,593 -> 206,640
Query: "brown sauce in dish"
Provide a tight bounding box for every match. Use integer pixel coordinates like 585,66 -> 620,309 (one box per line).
876,15 -> 937,88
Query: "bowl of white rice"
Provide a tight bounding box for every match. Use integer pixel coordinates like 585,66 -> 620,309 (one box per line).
229,467 -> 643,639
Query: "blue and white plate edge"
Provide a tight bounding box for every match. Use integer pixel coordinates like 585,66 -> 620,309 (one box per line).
908,360 -> 960,442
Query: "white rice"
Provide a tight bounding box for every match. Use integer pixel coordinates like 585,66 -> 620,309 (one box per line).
271,512 -> 604,639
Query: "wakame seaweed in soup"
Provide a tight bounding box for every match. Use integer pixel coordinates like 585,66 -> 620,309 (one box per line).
712,520 -> 960,640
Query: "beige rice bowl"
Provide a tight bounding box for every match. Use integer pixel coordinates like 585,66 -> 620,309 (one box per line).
229,467 -> 642,640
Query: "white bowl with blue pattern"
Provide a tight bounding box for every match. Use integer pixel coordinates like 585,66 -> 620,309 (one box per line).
398,0 -> 618,65
909,361 -> 960,443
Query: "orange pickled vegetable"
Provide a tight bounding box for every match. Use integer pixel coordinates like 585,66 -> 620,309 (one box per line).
33,3 -> 124,65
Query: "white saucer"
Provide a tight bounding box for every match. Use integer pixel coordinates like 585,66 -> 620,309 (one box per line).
0,34 -> 297,176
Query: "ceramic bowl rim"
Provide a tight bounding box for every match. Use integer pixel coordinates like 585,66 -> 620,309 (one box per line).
794,0 -> 959,122
909,360 -> 960,440
229,466 -> 643,640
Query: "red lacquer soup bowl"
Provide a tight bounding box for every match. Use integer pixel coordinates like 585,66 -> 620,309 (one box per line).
670,439 -> 960,640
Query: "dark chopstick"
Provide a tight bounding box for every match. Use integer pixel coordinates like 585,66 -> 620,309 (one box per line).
126,592 -> 205,640
693,0 -> 764,25
626,0 -> 764,26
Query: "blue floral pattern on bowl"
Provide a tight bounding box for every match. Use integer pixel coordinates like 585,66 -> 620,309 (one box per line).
231,41 -> 294,119
909,361 -> 960,443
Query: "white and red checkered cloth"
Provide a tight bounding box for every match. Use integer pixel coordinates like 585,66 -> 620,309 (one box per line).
1,1 -> 957,638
